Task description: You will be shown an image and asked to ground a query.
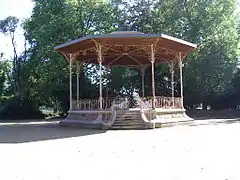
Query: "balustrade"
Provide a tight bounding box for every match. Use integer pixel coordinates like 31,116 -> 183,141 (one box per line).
71,96 -> 182,111
72,98 -> 114,110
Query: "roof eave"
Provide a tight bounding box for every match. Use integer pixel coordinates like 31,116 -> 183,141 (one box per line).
54,33 -> 197,52
160,34 -> 197,49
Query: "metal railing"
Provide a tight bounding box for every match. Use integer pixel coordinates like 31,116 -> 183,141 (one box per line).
155,96 -> 182,109
72,96 -> 182,111
72,97 -> 115,110
139,96 -> 182,109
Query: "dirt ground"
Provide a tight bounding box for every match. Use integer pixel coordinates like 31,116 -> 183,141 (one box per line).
0,118 -> 240,180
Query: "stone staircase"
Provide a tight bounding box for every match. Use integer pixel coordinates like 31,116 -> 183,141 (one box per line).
110,109 -> 152,129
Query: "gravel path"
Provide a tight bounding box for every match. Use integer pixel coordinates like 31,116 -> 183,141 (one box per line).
0,119 -> 239,180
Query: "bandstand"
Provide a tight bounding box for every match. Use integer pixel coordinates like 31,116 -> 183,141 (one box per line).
55,31 -> 197,129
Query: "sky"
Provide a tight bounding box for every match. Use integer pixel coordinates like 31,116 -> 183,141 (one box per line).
0,0 -> 34,59
0,0 -> 240,59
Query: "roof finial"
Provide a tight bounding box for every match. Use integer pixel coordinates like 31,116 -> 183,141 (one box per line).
118,23 -> 132,31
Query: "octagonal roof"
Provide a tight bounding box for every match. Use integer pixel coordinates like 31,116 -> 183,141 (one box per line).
55,31 -> 197,66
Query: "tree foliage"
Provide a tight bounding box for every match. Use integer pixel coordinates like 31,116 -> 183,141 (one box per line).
22,0 -> 240,110
0,16 -> 21,93
124,0 -> 240,108
1,0 -> 240,117
22,0 -> 120,113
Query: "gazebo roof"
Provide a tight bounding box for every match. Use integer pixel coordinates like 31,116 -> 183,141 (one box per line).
55,31 -> 197,66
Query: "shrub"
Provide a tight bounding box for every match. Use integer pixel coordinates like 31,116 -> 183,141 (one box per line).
0,95 -> 45,120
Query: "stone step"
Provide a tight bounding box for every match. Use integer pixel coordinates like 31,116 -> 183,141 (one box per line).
113,122 -> 144,126
115,119 -> 142,122
115,114 -> 141,117
117,114 -> 141,117
117,111 -> 140,115
113,119 -> 144,128
115,118 -> 141,121
115,118 -> 142,122
111,110 -> 146,129
115,119 -> 143,123
110,125 -> 147,130
116,114 -> 141,116
116,110 -> 140,113
115,119 -> 142,121
116,117 -> 142,121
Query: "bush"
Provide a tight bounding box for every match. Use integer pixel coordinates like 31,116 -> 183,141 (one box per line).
208,93 -> 237,110
0,96 -> 12,109
0,95 -> 45,120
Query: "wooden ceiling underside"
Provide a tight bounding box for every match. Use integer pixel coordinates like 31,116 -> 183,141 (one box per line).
55,33 -> 197,66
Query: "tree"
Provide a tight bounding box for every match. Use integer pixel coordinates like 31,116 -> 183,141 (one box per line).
0,60 -> 11,95
181,0 -> 240,108
0,16 -> 20,94
20,0 -> 240,113
119,0 -> 240,108
23,0 -> 120,113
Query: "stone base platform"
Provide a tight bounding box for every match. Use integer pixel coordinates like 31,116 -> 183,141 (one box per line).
150,108 -> 194,128
60,110 -> 113,129
60,108 -> 194,129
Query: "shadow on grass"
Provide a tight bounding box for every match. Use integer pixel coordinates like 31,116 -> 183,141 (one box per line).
186,109 -> 240,120
0,121 -> 106,144
189,118 -> 240,127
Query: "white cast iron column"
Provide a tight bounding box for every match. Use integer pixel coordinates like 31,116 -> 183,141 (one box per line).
178,53 -> 184,108
69,54 -> 73,111
141,66 -> 145,98
169,61 -> 175,108
151,45 -> 156,109
97,44 -> 103,110
76,61 -> 80,108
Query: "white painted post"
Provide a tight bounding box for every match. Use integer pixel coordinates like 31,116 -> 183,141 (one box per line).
151,45 -> 156,109
178,53 -> 184,108
69,54 -> 73,111
97,44 -> 103,110
170,61 -> 175,108
141,66 -> 145,98
76,61 -> 80,108
99,61 -> 103,110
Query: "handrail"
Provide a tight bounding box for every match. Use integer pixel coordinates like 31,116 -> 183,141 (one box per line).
103,99 -> 117,129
